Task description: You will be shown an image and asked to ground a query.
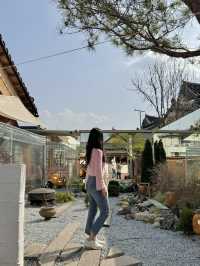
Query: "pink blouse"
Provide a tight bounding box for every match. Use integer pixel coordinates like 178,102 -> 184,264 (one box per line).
86,148 -> 106,191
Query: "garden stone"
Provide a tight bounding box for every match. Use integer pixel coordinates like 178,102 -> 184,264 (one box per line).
117,207 -> 131,215
139,200 -> 153,208
153,222 -> 160,228
125,213 -> 135,220
160,209 -> 177,230
148,199 -> 168,210
170,205 -> 180,218
154,217 -> 161,223
135,211 -> 155,223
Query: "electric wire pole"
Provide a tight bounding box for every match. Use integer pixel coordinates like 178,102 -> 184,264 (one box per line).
134,109 -> 145,129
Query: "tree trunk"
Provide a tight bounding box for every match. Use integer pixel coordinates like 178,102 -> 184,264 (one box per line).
183,0 -> 200,24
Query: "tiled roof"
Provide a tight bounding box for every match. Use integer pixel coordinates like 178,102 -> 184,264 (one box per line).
142,114 -> 161,129
0,34 -> 38,117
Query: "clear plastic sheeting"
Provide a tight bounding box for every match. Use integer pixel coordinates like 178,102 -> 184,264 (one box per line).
0,122 -> 46,191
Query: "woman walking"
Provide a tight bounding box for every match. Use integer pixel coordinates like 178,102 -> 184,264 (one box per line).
84,128 -> 109,250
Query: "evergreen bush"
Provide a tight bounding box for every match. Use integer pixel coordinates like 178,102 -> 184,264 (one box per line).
108,180 -> 120,197
141,139 -> 153,183
177,207 -> 193,235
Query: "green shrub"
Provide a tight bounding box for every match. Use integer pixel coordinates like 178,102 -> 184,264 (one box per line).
177,207 -> 193,235
55,192 -> 74,203
69,178 -> 86,193
108,180 -> 120,197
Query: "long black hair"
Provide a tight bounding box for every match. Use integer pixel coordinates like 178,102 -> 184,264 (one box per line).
86,128 -> 105,165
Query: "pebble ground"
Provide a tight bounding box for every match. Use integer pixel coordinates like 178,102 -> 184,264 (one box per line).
25,196 -> 200,266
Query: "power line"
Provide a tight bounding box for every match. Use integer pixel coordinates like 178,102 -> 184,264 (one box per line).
0,40 -> 109,70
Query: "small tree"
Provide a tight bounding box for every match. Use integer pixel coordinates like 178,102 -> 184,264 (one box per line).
154,141 -> 160,165
141,139 -> 153,183
154,139 -> 167,164
158,139 -> 167,163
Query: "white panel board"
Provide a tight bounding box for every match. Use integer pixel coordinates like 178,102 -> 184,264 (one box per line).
0,164 -> 26,266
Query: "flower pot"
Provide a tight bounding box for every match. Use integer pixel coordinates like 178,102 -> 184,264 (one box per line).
192,210 -> 200,235
139,185 -> 146,194
39,206 -> 56,220
164,192 -> 177,208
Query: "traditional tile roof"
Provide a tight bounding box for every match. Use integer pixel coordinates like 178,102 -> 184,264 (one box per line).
141,114 -> 161,129
0,34 -> 38,117
143,81 -> 200,129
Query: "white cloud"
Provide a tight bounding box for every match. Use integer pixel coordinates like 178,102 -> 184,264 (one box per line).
124,51 -> 154,67
41,108 -> 112,130
125,51 -> 200,83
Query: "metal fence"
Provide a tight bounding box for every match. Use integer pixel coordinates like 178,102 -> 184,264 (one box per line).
46,139 -> 80,184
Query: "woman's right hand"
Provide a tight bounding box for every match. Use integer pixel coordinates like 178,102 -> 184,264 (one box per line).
101,187 -> 108,197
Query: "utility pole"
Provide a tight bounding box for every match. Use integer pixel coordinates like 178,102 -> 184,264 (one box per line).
134,109 -> 145,129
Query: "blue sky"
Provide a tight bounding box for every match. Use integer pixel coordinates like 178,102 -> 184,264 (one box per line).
0,1 -> 199,130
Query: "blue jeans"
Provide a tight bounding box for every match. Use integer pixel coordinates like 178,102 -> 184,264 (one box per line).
85,176 -> 109,236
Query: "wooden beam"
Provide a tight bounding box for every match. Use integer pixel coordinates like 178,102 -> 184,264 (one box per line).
101,255 -> 142,266
25,128 -> 200,137
60,243 -> 83,265
39,222 -> 80,266
78,249 -> 101,266
56,202 -> 73,216
24,242 -> 47,262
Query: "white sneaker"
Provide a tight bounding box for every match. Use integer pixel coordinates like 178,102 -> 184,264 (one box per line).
96,238 -> 106,245
84,239 -> 103,250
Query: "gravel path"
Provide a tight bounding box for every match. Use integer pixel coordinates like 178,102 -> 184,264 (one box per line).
25,197 -> 108,265
108,197 -> 200,266
25,198 -> 103,247
25,196 -> 200,266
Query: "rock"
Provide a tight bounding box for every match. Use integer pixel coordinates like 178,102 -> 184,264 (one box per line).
118,199 -> 129,207
117,207 -> 131,215
154,217 -> 161,223
160,209 -> 177,230
148,199 -> 168,210
153,222 -> 160,228
125,213 -> 135,220
135,211 -> 155,224
170,205 -> 180,218
139,200 -> 153,208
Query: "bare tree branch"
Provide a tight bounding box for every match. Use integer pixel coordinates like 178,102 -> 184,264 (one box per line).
131,60 -> 189,118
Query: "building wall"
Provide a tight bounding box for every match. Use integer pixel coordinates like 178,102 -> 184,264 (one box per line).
0,63 -> 18,125
0,63 -> 17,96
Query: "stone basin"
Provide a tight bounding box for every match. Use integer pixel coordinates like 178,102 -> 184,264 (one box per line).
28,188 -> 56,206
